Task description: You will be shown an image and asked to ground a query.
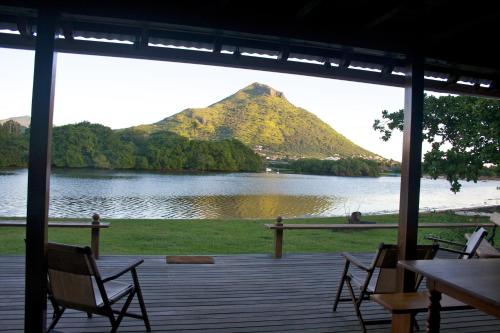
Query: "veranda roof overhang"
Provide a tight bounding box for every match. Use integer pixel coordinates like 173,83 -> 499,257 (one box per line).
0,1 -> 499,98
1,2 -> 499,332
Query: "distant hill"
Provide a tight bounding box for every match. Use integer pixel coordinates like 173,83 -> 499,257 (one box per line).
0,116 -> 30,128
144,83 -> 379,159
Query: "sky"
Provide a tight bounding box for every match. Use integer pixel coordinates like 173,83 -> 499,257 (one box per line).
0,47 -> 414,161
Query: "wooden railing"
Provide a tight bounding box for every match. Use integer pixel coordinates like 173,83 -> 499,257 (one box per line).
265,216 -> 496,259
0,213 -> 109,259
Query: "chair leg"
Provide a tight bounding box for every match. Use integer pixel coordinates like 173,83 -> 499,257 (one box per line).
110,290 -> 136,333
48,306 -> 65,331
333,260 -> 350,312
413,313 -> 420,331
48,294 -> 59,320
132,268 -> 152,331
105,306 -> 117,333
346,277 -> 367,333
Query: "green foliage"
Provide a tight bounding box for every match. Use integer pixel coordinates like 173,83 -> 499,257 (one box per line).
0,121 -> 263,172
52,122 -> 137,169
373,95 -> 500,192
286,158 -> 381,177
0,121 -> 29,167
151,83 -> 378,159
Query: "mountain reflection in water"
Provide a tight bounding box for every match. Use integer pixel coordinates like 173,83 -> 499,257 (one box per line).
55,194 -> 336,219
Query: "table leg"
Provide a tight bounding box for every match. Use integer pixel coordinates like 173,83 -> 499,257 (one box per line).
392,313 -> 413,333
426,286 -> 441,333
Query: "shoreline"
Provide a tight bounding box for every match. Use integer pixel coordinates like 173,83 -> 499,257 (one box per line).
2,167 -> 499,181
0,205 -> 498,222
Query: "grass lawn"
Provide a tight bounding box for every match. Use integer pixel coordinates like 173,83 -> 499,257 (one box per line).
0,212 -> 496,255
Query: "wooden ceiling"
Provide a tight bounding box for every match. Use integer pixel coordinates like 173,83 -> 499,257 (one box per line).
0,1 -> 499,98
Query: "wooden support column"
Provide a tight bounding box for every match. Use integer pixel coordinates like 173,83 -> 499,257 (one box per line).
397,53 -> 424,292
25,7 -> 57,333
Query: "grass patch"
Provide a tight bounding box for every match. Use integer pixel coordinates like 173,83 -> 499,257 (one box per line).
0,212 -> 495,255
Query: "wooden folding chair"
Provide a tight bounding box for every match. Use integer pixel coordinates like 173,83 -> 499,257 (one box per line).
426,226 -> 488,258
47,243 -> 151,333
332,243 -> 439,332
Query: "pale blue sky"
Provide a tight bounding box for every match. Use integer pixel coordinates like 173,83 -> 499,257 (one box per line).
0,47 -> 413,160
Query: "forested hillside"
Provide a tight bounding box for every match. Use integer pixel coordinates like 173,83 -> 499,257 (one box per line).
146,83 -> 379,159
286,158 -> 382,177
0,120 -> 28,168
0,121 -> 263,172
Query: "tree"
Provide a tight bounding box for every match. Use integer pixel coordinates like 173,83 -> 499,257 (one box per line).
0,120 -> 264,172
2,120 -> 22,134
373,94 -> 500,192
0,121 -> 28,167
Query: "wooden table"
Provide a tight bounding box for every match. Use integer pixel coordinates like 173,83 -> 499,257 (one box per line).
399,259 -> 500,332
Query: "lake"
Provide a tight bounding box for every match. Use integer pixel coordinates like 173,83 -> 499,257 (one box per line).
0,169 -> 499,219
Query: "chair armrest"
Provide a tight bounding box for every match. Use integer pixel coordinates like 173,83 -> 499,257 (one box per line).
438,247 -> 469,256
480,253 -> 500,258
425,236 -> 465,247
341,252 -> 371,271
102,258 -> 144,283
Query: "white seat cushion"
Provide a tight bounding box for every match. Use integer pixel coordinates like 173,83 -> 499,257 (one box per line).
94,280 -> 133,307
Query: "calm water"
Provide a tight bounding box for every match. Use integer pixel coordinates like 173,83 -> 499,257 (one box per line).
0,169 -> 499,219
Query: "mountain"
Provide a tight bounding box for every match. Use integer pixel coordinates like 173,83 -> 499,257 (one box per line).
0,116 -> 30,128
3,84 -> 380,160
145,83 -> 379,159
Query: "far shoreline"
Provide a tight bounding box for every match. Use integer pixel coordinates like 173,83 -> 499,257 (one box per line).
1,166 -> 500,181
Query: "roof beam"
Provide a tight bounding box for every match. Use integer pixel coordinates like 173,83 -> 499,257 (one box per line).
61,22 -> 73,41
277,48 -> 289,62
212,38 -> 222,54
0,30 -> 498,99
338,52 -> 351,69
16,17 -> 31,37
381,63 -> 395,77
134,28 -> 147,49
431,11 -> 500,44
295,0 -> 322,20
365,5 -> 403,30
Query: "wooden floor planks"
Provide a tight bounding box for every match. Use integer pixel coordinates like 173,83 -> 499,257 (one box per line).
0,253 -> 498,332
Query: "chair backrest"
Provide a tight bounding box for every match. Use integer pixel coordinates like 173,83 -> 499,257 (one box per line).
47,243 -> 101,309
372,243 -> 438,293
490,212 -> 500,226
463,227 -> 488,259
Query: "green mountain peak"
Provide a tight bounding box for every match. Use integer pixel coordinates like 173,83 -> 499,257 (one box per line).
144,83 -> 380,159
240,82 -> 285,98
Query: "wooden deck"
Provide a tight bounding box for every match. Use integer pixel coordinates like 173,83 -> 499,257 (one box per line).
0,253 -> 498,332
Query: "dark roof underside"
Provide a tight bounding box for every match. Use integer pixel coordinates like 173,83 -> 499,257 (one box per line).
0,1 -> 499,98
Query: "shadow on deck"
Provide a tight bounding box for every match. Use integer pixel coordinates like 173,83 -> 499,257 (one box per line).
0,253 -> 498,332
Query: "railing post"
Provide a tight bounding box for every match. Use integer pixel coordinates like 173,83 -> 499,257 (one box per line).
91,213 -> 101,259
274,216 -> 283,259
